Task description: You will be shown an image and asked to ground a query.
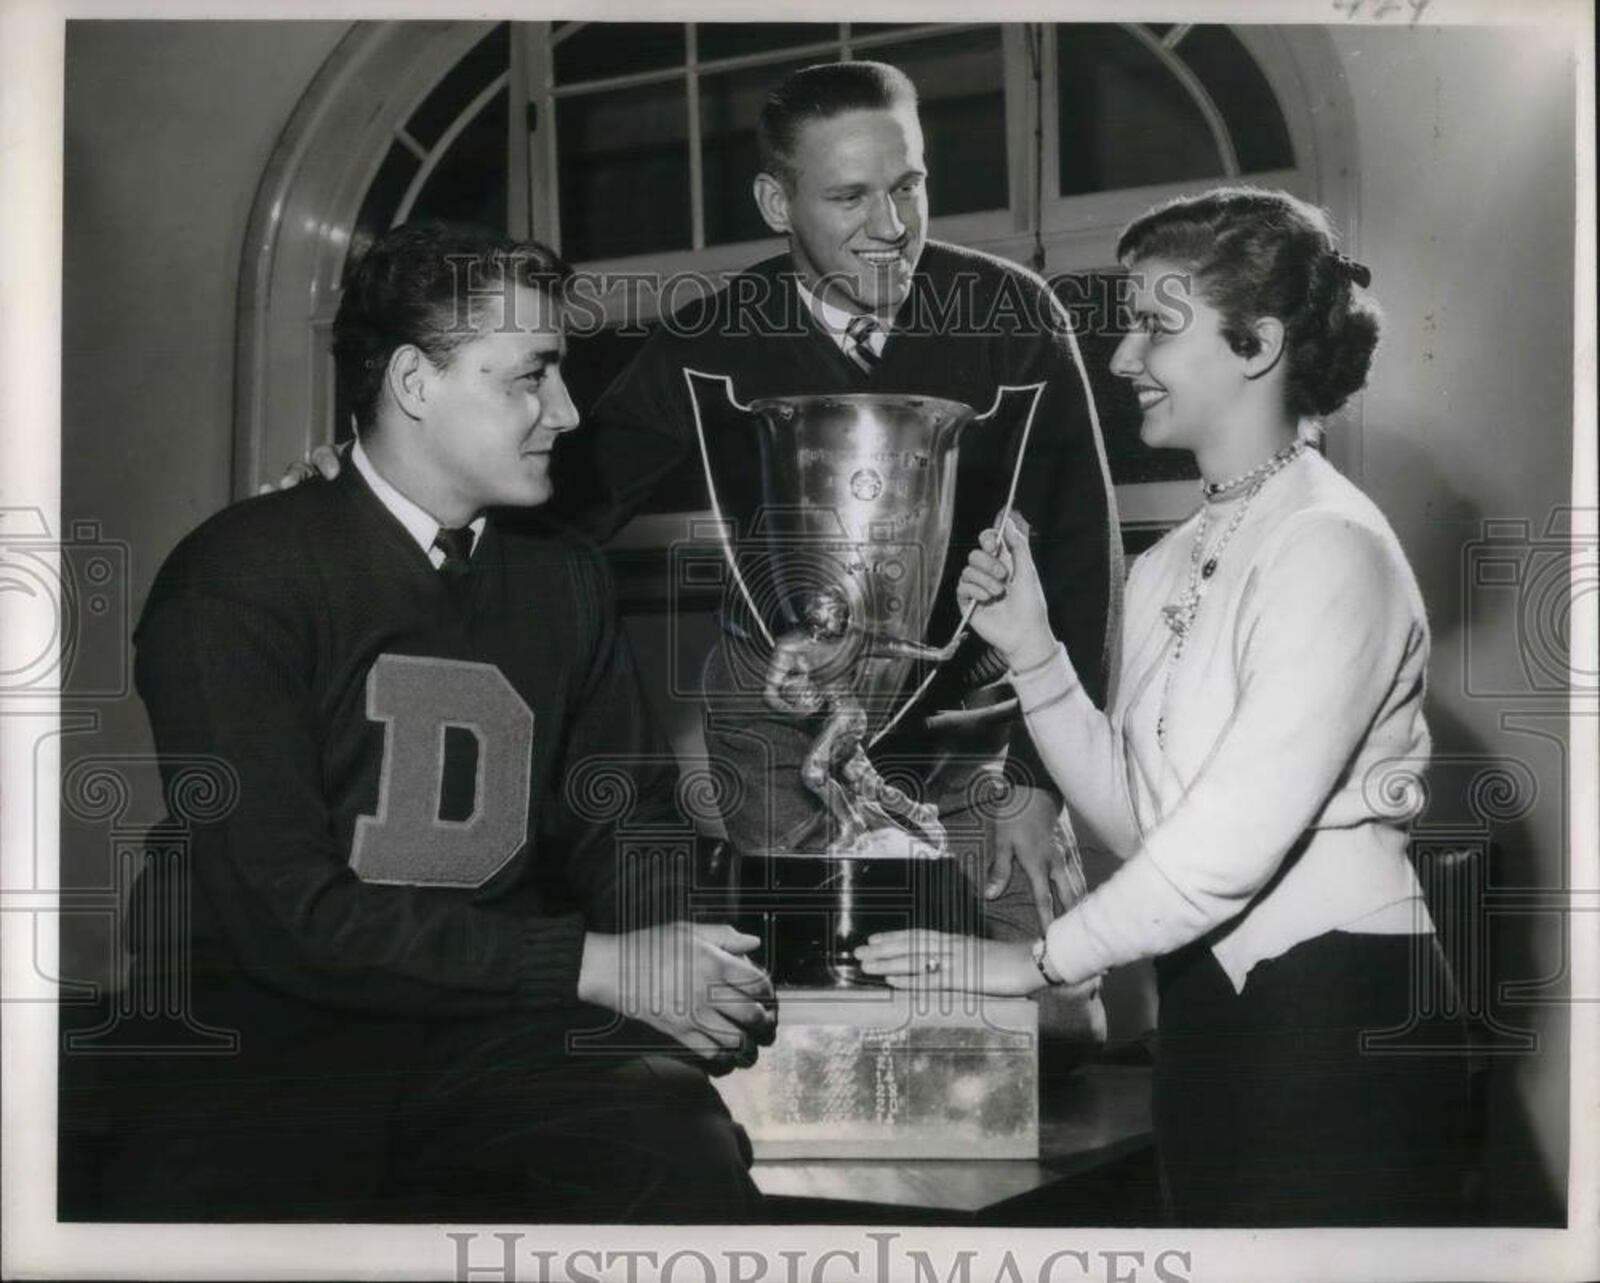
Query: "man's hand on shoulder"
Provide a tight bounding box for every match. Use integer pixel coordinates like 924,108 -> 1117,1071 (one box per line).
578,922 -> 778,1071
257,442 -> 346,494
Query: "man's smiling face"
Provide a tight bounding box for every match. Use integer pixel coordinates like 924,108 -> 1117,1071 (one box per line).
762,105 -> 928,318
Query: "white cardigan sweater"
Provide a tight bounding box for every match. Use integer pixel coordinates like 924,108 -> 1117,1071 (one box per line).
1023,451 -> 1434,992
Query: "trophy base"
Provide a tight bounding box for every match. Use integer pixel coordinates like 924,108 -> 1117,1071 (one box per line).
737,844 -> 982,991
711,987 -> 1039,1160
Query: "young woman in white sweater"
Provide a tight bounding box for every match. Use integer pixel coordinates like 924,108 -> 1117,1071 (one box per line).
856,188 -> 1469,1226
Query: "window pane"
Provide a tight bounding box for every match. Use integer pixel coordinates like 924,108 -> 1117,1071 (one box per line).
878,30 -> 1008,216
350,143 -> 420,258
406,23 -> 510,149
697,23 -> 837,64
700,58 -> 812,247
557,83 -> 690,260
1057,24 -> 1223,196
407,86 -> 509,231
1179,26 -> 1295,173
555,23 -> 684,84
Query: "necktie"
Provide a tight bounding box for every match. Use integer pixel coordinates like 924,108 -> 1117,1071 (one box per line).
432,525 -> 476,581
844,315 -> 882,373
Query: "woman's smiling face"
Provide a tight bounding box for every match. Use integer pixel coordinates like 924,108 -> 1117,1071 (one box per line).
1110,258 -> 1248,455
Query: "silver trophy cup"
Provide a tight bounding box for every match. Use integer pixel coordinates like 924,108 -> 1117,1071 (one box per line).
747,391 -> 973,725
687,373 -> 1029,986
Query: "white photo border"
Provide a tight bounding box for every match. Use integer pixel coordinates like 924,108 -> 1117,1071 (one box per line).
3,1 -> 1595,1280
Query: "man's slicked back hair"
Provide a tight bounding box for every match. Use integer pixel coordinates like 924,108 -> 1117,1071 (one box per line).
332,221 -> 571,434
757,61 -> 919,188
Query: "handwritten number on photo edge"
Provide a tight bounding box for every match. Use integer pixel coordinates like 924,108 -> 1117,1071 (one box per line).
1332,0 -> 1432,20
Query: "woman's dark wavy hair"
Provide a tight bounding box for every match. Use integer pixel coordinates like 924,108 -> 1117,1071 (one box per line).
1117,187 -> 1380,418
332,221 -> 572,433
757,61 -> 918,189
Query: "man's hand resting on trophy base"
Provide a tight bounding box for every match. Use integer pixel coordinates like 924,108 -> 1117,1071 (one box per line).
578,922 -> 778,1070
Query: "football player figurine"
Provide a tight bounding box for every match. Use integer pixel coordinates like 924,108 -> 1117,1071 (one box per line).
763,584 -> 955,855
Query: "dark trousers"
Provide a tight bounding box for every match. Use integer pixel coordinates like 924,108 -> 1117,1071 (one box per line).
1152,930 -> 1472,1226
82,964 -> 759,1223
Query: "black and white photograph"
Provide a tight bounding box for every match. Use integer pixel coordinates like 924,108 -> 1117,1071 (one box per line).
1,1 -> 1594,1280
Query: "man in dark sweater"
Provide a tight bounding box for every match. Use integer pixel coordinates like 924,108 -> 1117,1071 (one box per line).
124,224 -> 774,1221
583,63 -> 1122,954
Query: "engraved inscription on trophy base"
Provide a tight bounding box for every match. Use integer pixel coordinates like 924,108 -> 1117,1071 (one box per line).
711,988 -> 1038,1160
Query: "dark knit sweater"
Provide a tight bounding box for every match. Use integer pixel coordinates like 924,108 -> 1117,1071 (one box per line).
133,466 -> 679,1021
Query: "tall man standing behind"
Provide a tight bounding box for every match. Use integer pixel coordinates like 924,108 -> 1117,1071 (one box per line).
125,223 -> 773,1222
580,62 -> 1122,943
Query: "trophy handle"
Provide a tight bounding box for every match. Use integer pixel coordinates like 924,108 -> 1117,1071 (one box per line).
972,381 -> 1047,520
682,368 -> 775,648
866,380 -> 1048,749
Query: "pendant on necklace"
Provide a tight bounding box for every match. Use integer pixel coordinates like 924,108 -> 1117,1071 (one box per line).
1201,558 -> 1218,580
1161,604 -> 1187,636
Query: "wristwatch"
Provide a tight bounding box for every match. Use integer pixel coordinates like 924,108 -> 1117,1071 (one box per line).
1030,937 -> 1063,987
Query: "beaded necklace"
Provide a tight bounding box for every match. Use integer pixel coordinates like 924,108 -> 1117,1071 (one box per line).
1155,438 -> 1308,748
1201,437 -> 1312,501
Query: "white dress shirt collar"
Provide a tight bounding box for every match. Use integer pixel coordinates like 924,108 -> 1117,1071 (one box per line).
351,438 -> 486,569
794,277 -> 894,360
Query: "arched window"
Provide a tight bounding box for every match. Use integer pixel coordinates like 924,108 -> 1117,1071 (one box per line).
236,20 -> 1356,529
355,24 -> 514,243
545,23 -> 1012,258
1055,24 -> 1295,196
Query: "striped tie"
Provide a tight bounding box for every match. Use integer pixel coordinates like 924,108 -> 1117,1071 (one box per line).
844,315 -> 882,373
432,525 -> 476,581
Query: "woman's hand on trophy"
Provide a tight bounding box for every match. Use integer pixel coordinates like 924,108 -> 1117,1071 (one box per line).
957,513 -> 1055,672
256,442 -> 345,494
853,931 -> 1046,997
